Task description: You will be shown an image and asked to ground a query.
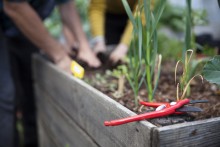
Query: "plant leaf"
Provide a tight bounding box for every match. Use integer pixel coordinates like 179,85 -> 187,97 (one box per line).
202,55 -> 220,86
151,0 -> 166,35
183,0 -> 192,61
137,10 -> 143,61
122,0 -> 137,31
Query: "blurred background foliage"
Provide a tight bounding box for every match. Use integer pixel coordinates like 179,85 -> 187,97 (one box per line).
159,2 -> 207,32
44,0 -> 90,38
157,1 -> 208,61
44,0 -> 212,61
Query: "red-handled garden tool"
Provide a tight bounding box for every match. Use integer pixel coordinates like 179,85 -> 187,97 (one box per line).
104,99 -> 208,126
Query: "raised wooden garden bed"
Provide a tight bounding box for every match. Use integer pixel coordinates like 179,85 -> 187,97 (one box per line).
33,54 -> 220,147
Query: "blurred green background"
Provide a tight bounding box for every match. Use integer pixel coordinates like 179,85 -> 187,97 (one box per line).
44,0 -> 217,61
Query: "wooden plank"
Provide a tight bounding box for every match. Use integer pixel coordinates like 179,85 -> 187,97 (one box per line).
33,54 -> 155,147
152,117 -> 220,147
38,119 -> 61,147
35,85 -> 99,147
38,120 -> 53,147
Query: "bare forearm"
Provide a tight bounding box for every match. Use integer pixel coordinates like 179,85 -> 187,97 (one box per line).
59,2 -> 90,50
3,1 -> 65,62
58,2 -> 101,68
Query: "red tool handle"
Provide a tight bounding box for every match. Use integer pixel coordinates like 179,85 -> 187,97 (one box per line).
139,101 -> 169,108
104,99 -> 190,126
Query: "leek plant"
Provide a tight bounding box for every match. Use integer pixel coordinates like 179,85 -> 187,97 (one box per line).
175,50 -> 203,101
179,0 -> 193,97
181,0 -> 205,97
177,1 -> 208,99
126,37 -> 145,106
122,0 -> 166,104
183,0 -> 192,61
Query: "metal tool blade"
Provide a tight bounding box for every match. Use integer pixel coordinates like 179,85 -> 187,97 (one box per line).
189,100 -> 208,104
176,106 -> 203,112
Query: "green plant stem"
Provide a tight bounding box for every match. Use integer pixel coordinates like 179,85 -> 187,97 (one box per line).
134,91 -> 138,107
135,78 -> 138,106
146,35 -> 150,64
146,65 -> 153,101
183,0 -> 192,61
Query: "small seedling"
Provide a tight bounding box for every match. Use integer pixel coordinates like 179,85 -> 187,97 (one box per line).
111,65 -> 128,98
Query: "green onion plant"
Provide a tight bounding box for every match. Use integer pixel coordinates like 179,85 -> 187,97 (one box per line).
179,0 -> 207,97
183,0 -> 192,61
122,0 -> 166,104
175,49 -> 203,101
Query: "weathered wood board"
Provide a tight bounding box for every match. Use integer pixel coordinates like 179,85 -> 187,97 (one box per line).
38,119 -> 59,147
35,85 -> 99,147
33,54 -> 220,147
33,54 -> 155,147
152,117 -> 220,147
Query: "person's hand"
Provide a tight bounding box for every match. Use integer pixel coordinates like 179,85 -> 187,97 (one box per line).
55,54 -> 72,74
109,43 -> 128,64
93,40 -> 107,54
77,47 -> 101,68
50,44 -> 72,74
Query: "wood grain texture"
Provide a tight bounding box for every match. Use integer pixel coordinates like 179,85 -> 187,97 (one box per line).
33,54 -> 155,147
35,85 -> 99,147
38,120 -> 60,147
152,117 -> 220,147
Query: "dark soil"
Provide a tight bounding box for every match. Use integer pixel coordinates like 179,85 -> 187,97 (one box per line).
84,60 -> 220,127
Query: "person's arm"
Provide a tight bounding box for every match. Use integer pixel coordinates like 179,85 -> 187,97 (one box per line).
3,1 -> 71,72
110,0 -> 155,64
62,25 -> 77,53
88,0 -> 106,54
109,1 -> 135,64
88,0 -> 106,39
59,1 -> 101,68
